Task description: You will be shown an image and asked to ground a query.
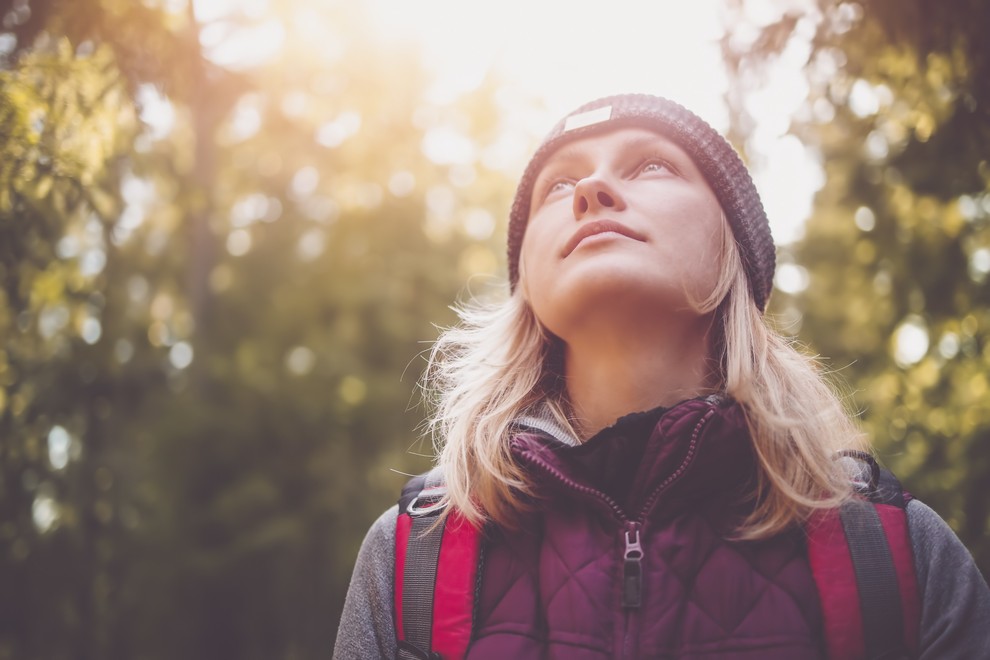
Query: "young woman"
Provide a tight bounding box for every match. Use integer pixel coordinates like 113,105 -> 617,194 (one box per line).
334,94 -> 990,659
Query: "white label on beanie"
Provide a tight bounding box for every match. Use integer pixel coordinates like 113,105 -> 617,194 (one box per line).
563,105 -> 612,132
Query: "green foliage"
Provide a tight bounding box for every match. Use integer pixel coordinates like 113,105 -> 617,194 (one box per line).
724,0 -> 990,577
0,1 -> 521,658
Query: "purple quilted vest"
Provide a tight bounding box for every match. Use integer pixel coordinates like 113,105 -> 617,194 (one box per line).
466,397 -> 824,659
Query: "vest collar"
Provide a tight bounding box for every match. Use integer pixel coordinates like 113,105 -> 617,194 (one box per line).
510,395 -> 755,522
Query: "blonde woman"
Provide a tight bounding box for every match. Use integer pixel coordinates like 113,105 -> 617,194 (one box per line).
335,95 -> 989,659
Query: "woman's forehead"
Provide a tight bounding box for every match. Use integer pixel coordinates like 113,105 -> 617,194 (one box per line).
539,126 -> 691,170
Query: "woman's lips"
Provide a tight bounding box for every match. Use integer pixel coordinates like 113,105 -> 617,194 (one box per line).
561,219 -> 646,257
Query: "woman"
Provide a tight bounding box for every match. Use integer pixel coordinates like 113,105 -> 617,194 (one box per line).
334,94 -> 990,658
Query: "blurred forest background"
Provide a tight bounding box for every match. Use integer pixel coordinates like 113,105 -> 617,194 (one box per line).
0,0 -> 987,658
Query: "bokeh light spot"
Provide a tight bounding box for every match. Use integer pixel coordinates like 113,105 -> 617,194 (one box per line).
285,346 -> 316,376
227,229 -> 252,256
47,426 -> 71,470
32,491 -> 58,533
892,315 -> 929,367
854,206 -> 876,231
774,263 -> 809,294
339,376 -> 367,405
169,342 -> 194,369
388,171 -> 416,197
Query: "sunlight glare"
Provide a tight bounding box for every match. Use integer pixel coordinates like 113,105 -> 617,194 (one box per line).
365,0 -> 728,126
136,84 -> 175,140
204,19 -> 285,69
192,0 -> 237,22
192,0 -> 826,246
422,126 -> 476,165
363,0 -> 819,244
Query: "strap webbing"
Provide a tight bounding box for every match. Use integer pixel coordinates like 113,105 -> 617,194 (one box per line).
398,514 -> 445,660
839,499 -> 906,659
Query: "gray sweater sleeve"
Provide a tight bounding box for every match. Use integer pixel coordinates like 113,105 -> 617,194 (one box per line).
907,499 -> 990,659
333,506 -> 398,660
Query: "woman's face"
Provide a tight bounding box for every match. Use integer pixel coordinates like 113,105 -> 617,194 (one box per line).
518,127 -> 726,340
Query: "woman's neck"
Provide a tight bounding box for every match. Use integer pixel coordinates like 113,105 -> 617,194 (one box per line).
562,317 -> 716,439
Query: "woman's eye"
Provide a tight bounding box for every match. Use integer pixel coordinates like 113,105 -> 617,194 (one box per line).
546,180 -> 574,196
639,160 -> 671,175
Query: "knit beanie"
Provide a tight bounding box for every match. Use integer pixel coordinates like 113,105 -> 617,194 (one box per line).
506,93 -> 776,312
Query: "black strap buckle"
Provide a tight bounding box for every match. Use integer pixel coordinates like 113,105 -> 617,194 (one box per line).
397,640 -> 442,660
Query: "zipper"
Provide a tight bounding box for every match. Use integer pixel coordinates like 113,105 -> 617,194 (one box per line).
514,446 -> 629,521
512,406 -> 717,652
622,523 -> 643,607
632,407 -> 716,521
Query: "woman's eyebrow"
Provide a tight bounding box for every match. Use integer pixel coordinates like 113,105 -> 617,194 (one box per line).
614,134 -> 676,156
540,145 -> 588,172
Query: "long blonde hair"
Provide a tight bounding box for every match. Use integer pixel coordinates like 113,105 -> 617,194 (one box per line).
423,219 -> 862,538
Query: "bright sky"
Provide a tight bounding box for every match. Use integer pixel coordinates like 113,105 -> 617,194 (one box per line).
187,0 -> 823,244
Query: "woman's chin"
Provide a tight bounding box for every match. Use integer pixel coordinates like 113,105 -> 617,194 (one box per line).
532,276 -> 694,334
547,260 -> 672,302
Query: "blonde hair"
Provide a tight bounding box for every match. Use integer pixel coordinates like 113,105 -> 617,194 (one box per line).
423,220 -> 862,538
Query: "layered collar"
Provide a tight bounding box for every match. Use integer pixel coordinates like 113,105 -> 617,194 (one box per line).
510,395 -> 757,523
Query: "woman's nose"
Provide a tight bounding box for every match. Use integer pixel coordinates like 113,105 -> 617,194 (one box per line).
573,176 -> 625,218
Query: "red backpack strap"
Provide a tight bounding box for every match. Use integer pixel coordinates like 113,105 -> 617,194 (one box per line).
807,459 -> 920,659
395,471 -> 482,660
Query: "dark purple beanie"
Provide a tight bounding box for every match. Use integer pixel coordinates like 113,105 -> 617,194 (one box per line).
506,93 -> 775,312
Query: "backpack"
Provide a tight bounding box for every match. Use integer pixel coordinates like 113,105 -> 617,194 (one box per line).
394,453 -> 920,660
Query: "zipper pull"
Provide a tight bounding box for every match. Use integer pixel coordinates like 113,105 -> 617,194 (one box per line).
622,525 -> 643,608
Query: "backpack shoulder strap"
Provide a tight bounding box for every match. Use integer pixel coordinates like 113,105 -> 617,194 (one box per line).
807,455 -> 921,659
395,470 -> 482,660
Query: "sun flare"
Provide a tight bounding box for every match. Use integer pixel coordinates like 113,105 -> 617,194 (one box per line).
188,0 -> 819,243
